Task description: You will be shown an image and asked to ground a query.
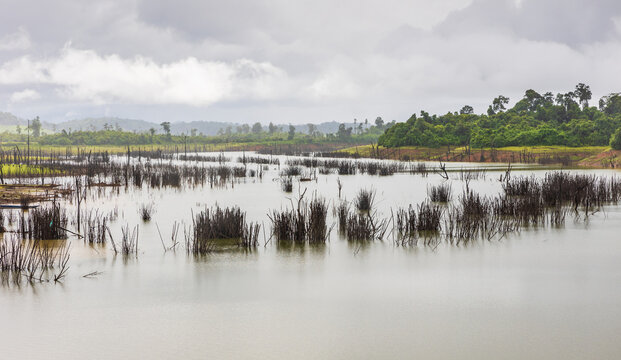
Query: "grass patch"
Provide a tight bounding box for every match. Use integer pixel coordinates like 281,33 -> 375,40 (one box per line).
0,164 -> 62,176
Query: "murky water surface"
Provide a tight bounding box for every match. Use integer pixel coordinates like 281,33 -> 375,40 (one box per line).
1,153 -> 621,359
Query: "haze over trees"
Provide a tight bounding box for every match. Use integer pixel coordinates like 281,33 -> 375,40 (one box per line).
5,84 -> 621,151
379,84 -> 621,150
31,116 -> 42,138
11,115 -> 387,146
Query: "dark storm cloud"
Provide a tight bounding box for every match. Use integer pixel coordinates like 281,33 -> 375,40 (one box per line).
436,0 -> 621,45
136,0 -> 289,43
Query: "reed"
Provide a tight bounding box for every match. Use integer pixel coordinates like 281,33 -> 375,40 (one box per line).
339,205 -> 389,241
281,177 -> 293,192
179,154 -> 230,163
269,209 -> 304,242
428,183 -> 452,202
335,200 -> 349,233
281,166 -> 302,176
139,203 -> 155,222
187,206 -> 258,254
285,157 -> 408,176
337,161 -> 356,175
415,201 -> 443,232
268,195 -> 330,244
83,210 -> 108,244
237,155 -> 279,165
307,197 -> 329,243
458,168 -> 487,181
120,224 -> 139,256
504,172 -> 621,213
0,237 -> 71,284
345,213 -> 374,241
409,162 -> 428,176
20,201 -> 68,240
240,222 -> 261,248
395,206 -> 417,240
355,188 -> 376,212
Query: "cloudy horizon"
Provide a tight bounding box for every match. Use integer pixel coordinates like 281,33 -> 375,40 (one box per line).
1,0 -> 620,124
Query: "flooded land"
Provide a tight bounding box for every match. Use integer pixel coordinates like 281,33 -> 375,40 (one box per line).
1,150 -> 621,359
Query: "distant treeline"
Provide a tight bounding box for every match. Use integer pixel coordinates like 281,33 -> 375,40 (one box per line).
0,119 -> 388,146
379,84 -> 621,149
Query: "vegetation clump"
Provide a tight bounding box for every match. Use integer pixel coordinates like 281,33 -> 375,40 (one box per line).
0,237 -> 71,284
281,177 -> 293,192
428,183 -> 452,202
379,85 -> 621,149
268,195 -> 330,244
20,202 -> 68,240
139,203 -> 155,222
355,188 -> 376,212
609,127 -> 621,150
187,206 -> 259,254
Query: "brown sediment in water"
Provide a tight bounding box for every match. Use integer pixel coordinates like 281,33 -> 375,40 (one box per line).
0,184 -> 69,205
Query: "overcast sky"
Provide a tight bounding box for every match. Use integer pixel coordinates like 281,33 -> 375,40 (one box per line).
0,0 -> 620,124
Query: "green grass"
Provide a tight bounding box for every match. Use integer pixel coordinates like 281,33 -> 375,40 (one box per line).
0,164 -> 61,176
1,139 -> 360,155
0,143 -> 248,154
493,145 -> 608,153
340,144 -> 609,154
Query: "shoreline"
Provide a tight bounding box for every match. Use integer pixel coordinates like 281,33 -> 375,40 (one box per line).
2,142 -> 620,170
337,145 -> 621,170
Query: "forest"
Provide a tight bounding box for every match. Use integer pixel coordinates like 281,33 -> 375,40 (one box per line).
3,84 -> 621,151
379,84 -> 621,149
0,119 -> 387,147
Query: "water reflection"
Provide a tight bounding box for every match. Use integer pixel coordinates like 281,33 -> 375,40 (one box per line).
1,153 -> 621,359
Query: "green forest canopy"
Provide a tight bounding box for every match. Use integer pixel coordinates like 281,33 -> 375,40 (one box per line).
5,84 -> 621,150
378,84 -> 621,149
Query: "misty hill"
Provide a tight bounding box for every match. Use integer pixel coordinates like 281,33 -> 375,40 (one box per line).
51,117 -> 356,135
0,112 -> 27,126
0,112 -> 363,135
50,117 -> 161,133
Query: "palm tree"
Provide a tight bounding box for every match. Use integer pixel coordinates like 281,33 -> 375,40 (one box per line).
574,83 -> 592,110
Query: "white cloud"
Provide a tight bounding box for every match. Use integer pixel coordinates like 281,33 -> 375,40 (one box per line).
614,16 -> 621,35
2,0 -> 621,123
0,28 -> 31,51
9,89 -> 40,103
0,46 -> 290,106
309,72 -> 358,99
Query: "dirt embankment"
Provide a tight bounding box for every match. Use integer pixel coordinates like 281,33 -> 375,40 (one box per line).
577,149 -> 621,168
336,145 -> 621,169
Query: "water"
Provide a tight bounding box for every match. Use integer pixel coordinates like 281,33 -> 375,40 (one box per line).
1,153 -> 621,359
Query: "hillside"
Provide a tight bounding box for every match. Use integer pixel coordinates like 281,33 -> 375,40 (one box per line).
0,112 -> 26,126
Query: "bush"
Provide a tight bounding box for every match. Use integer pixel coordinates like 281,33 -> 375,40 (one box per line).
610,127 -> 621,150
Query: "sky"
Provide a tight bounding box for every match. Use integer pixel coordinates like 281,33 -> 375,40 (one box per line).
0,0 -> 620,124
